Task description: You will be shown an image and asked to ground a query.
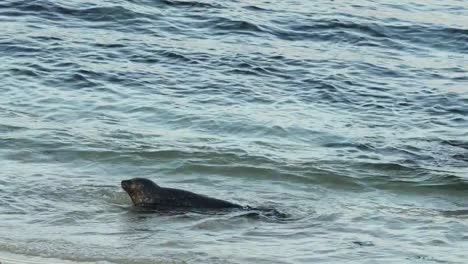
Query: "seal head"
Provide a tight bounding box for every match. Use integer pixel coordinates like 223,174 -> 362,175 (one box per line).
121,178 -> 160,207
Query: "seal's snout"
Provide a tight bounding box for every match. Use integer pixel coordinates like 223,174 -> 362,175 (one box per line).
121,180 -> 131,191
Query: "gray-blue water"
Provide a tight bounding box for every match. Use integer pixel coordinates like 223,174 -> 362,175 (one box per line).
1,0 -> 468,263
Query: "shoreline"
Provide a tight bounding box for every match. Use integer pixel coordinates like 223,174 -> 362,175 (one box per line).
0,251 -> 110,264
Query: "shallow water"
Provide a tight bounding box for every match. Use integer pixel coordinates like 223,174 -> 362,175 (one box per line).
0,0 -> 467,263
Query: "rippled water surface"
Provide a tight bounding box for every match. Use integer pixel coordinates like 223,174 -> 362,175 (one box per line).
1,0 -> 468,263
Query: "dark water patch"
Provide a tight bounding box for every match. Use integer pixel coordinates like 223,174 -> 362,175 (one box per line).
388,24 -> 468,53
297,80 -> 359,107
452,154 -> 468,162
429,104 -> 468,117
263,19 -> 404,50
356,162 -> 417,173
370,175 -> 468,196
92,43 -> 127,49
67,73 -> 99,89
158,0 -> 221,9
129,0 -> 221,10
443,140 -> 468,150
196,53 -> 295,81
51,61 -> 80,69
127,48 -> 204,65
322,142 -> 374,152
7,67 -> 40,78
31,35 -> 64,42
225,68 -> 261,77
268,17 -> 467,52
23,62 -> 53,74
415,94 -> 468,120
4,0 -> 150,23
40,70 -> 131,93
204,17 -> 266,35
175,159 -> 366,190
224,61 -> 289,79
353,61 -> 410,79
174,162 -> 302,180
421,174 -> 468,189
440,210 -> 468,218
287,19 -> 389,39
159,50 -> 196,63
352,241 -> 375,247
406,255 -> 449,263
243,5 -> 269,12
0,123 -> 29,133
0,43 -> 42,55
1,1 -> 75,21
125,105 -> 162,115
73,69 -> 104,81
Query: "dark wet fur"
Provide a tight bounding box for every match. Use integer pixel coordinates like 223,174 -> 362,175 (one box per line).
122,178 -> 243,210
121,178 -> 288,220
156,187 -> 243,209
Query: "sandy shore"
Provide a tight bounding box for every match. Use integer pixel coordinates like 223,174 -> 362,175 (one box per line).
0,251 -> 112,264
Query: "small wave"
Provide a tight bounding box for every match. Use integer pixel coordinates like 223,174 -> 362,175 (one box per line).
213,19 -> 264,33
158,0 -> 221,9
443,140 -> 468,150
288,19 -> 389,39
263,17 -> 467,52
440,210 -> 468,218
8,67 -> 40,78
356,162 -> 416,172
5,0 -> 150,23
224,62 -> 288,79
260,18 -> 405,49
243,5 -> 269,12
159,50 -> 195,63
366,171 -> 468,195
1,43 -> 42,55
194,16 -> 267,36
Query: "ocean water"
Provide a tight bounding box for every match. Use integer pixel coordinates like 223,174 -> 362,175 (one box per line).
0,0 -> 467,263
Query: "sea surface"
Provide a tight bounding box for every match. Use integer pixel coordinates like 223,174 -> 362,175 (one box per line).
1,0 -> 467,263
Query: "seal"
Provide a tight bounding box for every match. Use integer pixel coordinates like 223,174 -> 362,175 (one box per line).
121,178 -> 243,210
